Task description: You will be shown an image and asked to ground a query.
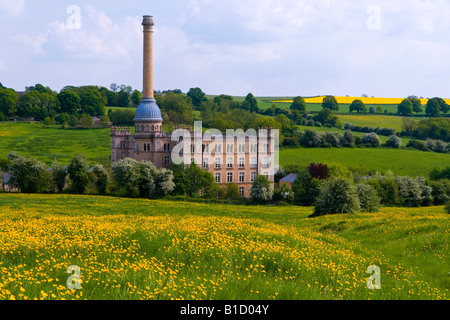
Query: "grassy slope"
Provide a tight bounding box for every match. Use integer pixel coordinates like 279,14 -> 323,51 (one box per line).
0,193 -> 448,300
280,147 -> 449,176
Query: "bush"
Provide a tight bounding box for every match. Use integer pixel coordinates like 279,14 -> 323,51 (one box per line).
250,175 -> 273,202
395,176 -> 423,207
0,111 -> 4,121
312,178 -> 360,216
91,164 -> 109,195
342,130 -> 356,147
292,169 -> 321,206
68,154 -> 91,194
361,132 -> 381,147
385,135 -> 402,148
52,163 -> 67,193
446,201 -> 450,214
406,140 -> 428,151
429,179 -> 450,205
9,154 -> 51,193
356,183 -> 381,213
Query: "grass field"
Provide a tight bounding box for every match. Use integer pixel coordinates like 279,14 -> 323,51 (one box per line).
280,147 -> 449,177
0,122 -> 111,167
337,115 -> 406,132
0,193 -> 448,300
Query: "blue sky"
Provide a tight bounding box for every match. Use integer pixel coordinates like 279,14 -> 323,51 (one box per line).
1,0 -> 450,98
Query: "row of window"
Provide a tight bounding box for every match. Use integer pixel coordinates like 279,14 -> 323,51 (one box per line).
197,143 -> 271,154
136,124 -> 162,132
214,171 -> 269,184
202,157 -> 270,169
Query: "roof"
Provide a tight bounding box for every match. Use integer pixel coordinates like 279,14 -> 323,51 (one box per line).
134,98 -> 163,122
280,173 -> 297,184
1,172 -> 11,184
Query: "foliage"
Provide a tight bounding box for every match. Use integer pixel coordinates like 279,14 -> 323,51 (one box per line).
322,96 -> 339,111
0,86 -> 18,117
395,176 -> 423,207
68,154 -> 91,194
308,163 -> 328,180
385,135 -> 402,148
187,87 -> 206,108
361,132 -> 381,147
52,163 -> 67,193
8,154 -> 50,193
356,183 -> 381,213
313,108 -> 340,127
349,99 -> 367,113
313,178 -> 360,216
91,164 -> 109,195
250,175 -> 273,202
292,169 -> 321,206
153,168 -> 176,197
108,109 -> 135,126
397,99 -> 413,116
290,96 -> 306,112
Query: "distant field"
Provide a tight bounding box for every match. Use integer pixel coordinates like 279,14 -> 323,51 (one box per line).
0,122 -> 111,167
280,147 -> 449,177
337,115 -> 406,132
272,96 -> 450,105
0,193 -> 448,300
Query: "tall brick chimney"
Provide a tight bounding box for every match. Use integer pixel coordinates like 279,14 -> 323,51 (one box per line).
142,15 -> 154,99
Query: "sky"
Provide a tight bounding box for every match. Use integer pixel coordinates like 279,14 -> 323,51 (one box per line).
1,0 -> 450,98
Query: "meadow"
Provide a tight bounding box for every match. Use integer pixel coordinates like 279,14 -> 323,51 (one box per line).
0,193 -> 448,300
280,147 -> 449,177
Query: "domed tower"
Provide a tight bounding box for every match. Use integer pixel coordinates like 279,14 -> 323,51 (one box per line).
134,15 -> 163,136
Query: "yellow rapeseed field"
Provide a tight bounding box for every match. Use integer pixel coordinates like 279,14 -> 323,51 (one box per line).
273,97 -> 450,105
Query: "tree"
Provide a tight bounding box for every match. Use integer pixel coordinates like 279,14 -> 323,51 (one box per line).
395,176 -> 422,207
222,183 -> 241,200
290,96 -> 306,112
349,99 -> 367,113
91,164 -> 108,195
446,201 -> 450,214
52,163 -> 67,193
292,168 -> 321,206
79,114 -> 93,128
112,158 -> 142,195
187,87 -> 206,108
397,99 -> 413,116
9,154 -> 50,193
0,87 -> 18,117
425,98 -> 443,117
58,90 -> 81,114
117,89 -> 131,108
407,96 -> 423,113
68,154 -> 90,194
78,87 -> 106,116
110,83 -> 118,93
242,93 -> 259,113
322,95 -> 339,111
313,178 -> 360,216
131,90 -> 142,107
342,130 -> 356,147
314,108 -> 340,127
184,161 -> 216,198
250,175 -> 273,202
356,183 -> 380,213
153,168 -> 175,197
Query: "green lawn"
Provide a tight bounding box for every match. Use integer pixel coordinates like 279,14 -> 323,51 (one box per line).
0,193 -> 448,300
280,147 -> 449,176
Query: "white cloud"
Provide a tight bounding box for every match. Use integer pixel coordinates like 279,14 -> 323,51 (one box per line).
0,0 -> 25,16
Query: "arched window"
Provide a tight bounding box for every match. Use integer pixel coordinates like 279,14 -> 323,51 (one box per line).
151,125 -> 155,132
141,125 -> 144,132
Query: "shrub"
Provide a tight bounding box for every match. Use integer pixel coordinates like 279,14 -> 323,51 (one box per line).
9,154 -> 51,193
301,130 -> 322,147
91,164 -> 109,195
342,130 -> 356,147
385,135 -> 402,148
52,163 -> 68,193
361,132 -> 381,147
429,179 -> 450,205
292,169 -> 321,206
154,168 -> 176,197
395,176 -> 423,207
445,201 -> 450,214
250,175 -> 273,202
308,163 -> 328,180
0,111 -> 5,121
356,183 -> 381,213
406,140 -> 428,151
313,178 -> 360,216
68,154 -> 91,194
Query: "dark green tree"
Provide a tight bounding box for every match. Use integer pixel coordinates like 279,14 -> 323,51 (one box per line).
322,95 -> 339,111
0,87 -> 18,117
58,90 -> 81,114
117,89 -> 131,108
242,93 -> 259,113
68,154 -> 90,194
290,96 -> 306,112
187,87 -> 206,108
349,99 -> 367,113
397,99 -> 413,116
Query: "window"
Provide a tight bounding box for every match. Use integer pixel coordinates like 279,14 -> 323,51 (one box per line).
239,172 -> 245,183
264,172 -> 269,179
238,157 -> 245,168
203,144 -> 209,153
164,143 -> 170,152
191,144 -> 195,154
263,157 -> 269,168
239,187 -> 245,197
227,172 -> 233,183
250,157 -> 257,168
203,158 -> 209,169
134,142 -> 138,152
164,156 -> 170,167
238,144 -> 245,153
251,172 -> 257,182
157,142 -> 161,151
227,157 -> 233,168
215,144 -> 222,154
250,144 -> 257,153
226,144 -> 233,153
215,173 -> 221,183
120,152 -> 126,159
215,158 -> 221,169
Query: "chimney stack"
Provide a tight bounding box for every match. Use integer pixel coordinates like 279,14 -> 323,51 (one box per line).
142,15 -> 155,99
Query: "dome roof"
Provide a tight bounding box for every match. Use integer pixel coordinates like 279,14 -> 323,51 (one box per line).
134,98 -> 163,122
